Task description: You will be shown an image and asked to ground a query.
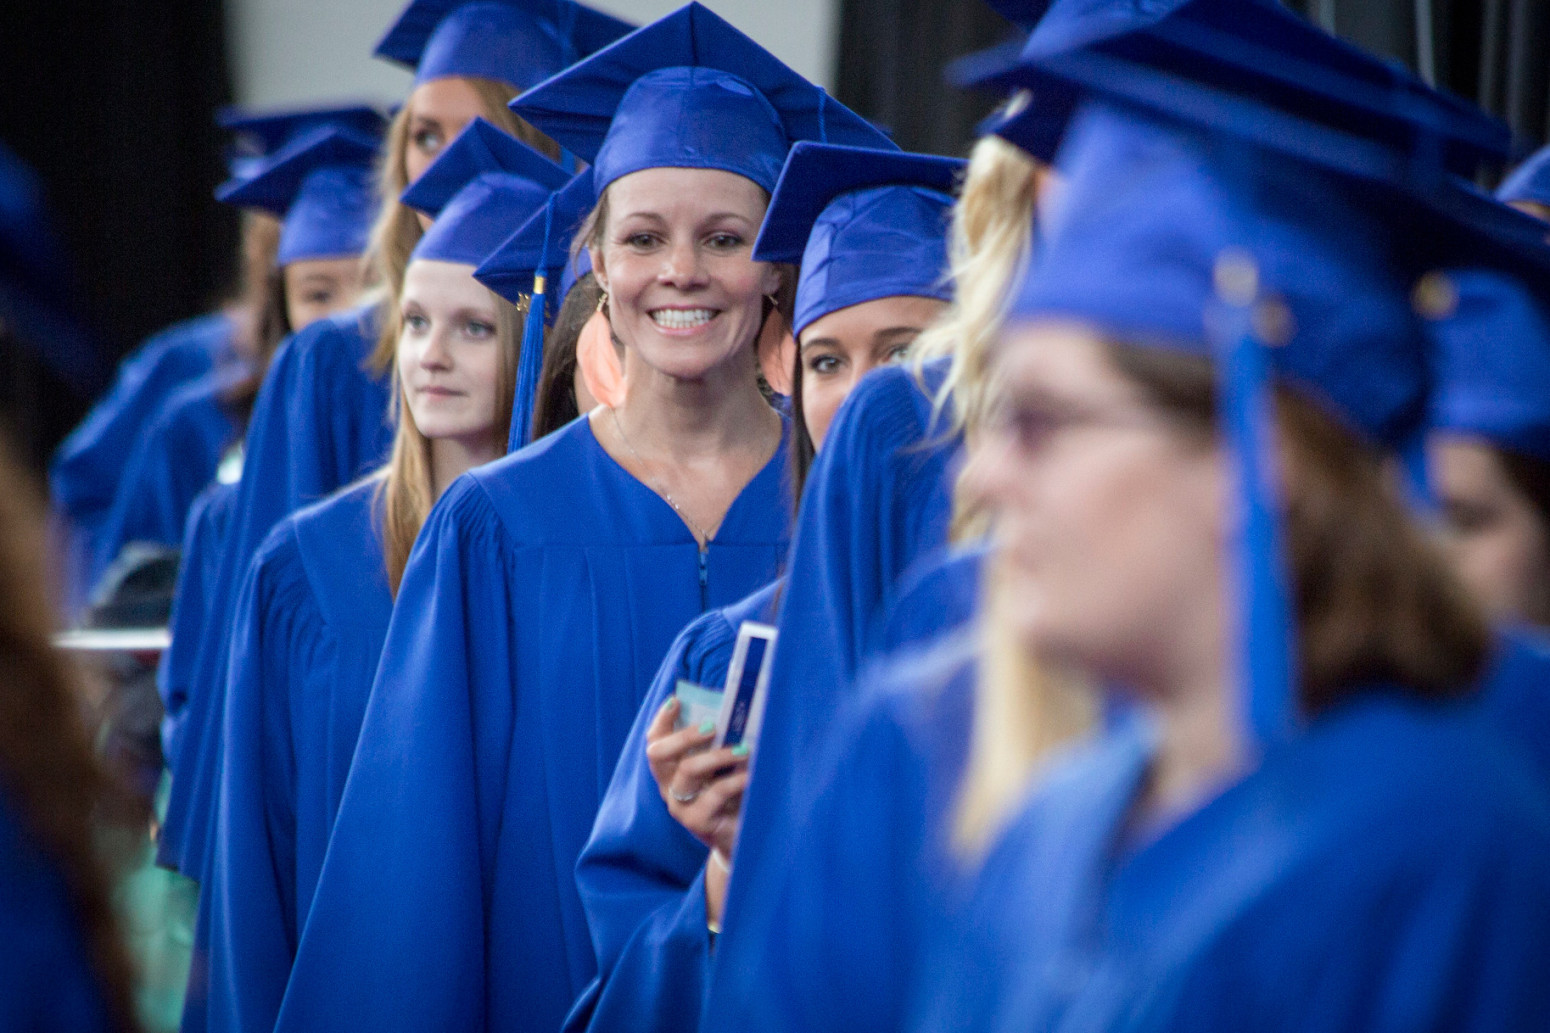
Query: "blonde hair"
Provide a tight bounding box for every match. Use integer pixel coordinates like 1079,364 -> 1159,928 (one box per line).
953,556 -> 1099,854
377,284 -> 526,593
366,77 -> 560,373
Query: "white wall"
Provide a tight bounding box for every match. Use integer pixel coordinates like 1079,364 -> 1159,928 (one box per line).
226,0 -> 839,109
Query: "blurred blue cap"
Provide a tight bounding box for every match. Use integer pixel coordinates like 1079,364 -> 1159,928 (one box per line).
474,167 -> 595,309
957,0 -> 1509,173
755,142 -> 962,335
403,117 -> 569,265
375,0 -> 634,88
217,103 -> 387,192
512,2 -> 893,194
218,126 -> 381,266
1497,144 -> 1550,209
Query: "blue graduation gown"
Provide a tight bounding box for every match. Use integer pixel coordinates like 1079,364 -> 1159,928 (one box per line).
705,359 -> 959,1024
50,311 -> 236,612
0,791 -> 118,1032
913,696 -> 1550,1033
276,416 -> 791,1033
1480,626 -> 1550,781
160,480 -> 240,769
91,368 -> 242,587
702,631 -> 979,1033
201,478 -> 393,1033
157,300 -> 391,878
877,542 -> 985,655
569,579 -> 784,1033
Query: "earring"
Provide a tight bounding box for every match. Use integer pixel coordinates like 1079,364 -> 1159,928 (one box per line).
756,293 -> 797,397
577,289 -> 627,408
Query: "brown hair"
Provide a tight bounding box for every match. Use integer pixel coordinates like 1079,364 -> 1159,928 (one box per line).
531,271 -> 601,439
377,284 -> 525,593
0,438 -> 140,1031
221,211 -> 290,420
366,78 -> 560,374
1105,342 -> 1489,709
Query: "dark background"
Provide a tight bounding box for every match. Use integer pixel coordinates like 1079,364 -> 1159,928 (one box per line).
1,0 -> 1546,477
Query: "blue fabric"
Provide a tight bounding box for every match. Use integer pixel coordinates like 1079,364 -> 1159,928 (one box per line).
910,696 -> 1550,1033
274,416 -> 790,1033
202,479 -> 393,1033
1480,627 -> 1550,784
217,128 -> 380,266
1428,267 -> 1550,464
754,143 -> 959,336
402,118 -> 569,266
160,480 -> 240,770
217,104 -> 387,194
512,3 -> 892,195
475,168 -> 597,450
157,301 -> 392,878
375,0 -> 633,87
877,543 -> 985,656
1499,144 -> 1550,207
51,311 -> 236,611
0,791 -> 118,1032
567,579 -> 782,1033
702,631 -> 979,1033
90,368 -> 242,588
704,360 -> 960,1026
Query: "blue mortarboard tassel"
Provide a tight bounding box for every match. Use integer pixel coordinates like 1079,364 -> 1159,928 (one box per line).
1208,250 -> 1299,744
509,202 -> 554,451
374,0 -> 634,87
512,3 -> 892,194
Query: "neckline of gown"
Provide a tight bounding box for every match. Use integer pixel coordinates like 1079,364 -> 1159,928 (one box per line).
579,409 -> 789,547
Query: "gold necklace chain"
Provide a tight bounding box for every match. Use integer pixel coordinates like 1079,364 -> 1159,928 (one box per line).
609,406 -> 715,546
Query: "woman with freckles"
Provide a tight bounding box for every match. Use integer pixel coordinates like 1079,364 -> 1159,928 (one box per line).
192,125 -> 564,1033
272,7 -> 890,1033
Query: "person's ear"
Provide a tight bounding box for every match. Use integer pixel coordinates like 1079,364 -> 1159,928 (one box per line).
589,245 -> 607,295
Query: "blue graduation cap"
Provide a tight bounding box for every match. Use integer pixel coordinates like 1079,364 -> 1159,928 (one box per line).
754,142 -> 963,336
982,0 -> 1054,29
375,0 -> 634,87
1427,248 -> 1550,465
473,168 -> 595,451
1004,43 -> 1494,744
218,126 -> 381,266
1497,144 -> 1550,209
402,117 -> 570,266
511,2 -> 894,194
958,0 -> 1509,175
217,103 -> 388,194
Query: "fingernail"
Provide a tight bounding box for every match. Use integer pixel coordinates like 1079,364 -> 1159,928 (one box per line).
731,744 -> 749,758
663,698 -> 679,712
699,720 -> 716,734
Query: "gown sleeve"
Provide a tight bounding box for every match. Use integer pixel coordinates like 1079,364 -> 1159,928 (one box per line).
198,523 -> 320,1033
274,479 -> 516,1033
567,610 -> 738,1033
706,362 -> 958,1027
158,480 -> 238,770
709,643 -> 976,1033
157,305 -> 388,880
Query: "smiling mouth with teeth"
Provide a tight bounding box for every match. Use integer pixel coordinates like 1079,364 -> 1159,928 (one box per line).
650,308 -> 716,330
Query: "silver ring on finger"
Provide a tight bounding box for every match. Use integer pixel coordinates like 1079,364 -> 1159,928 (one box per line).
670,785 -> 701,805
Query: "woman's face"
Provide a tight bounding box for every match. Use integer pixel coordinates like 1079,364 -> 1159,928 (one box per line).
1431,434 -> 1550,624
798,295 -> 945,449
962,323 -> 1225,686
398,259 -> 503,448
282,257 -> 366,331
591,167 -> 780,385
403,77 -> 491,185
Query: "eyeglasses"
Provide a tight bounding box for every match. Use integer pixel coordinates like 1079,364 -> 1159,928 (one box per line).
980,394 -> 1172,457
